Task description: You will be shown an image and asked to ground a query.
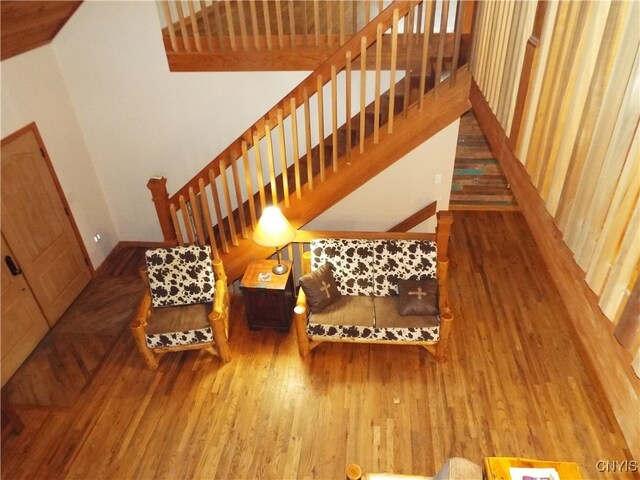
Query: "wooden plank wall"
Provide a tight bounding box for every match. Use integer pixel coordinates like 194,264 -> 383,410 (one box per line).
468,0 -> 640,458
470,0 -> 640,364
469,0 -> 537,135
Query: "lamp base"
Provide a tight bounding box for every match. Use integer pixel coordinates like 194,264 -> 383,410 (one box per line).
272,263 -> 289,275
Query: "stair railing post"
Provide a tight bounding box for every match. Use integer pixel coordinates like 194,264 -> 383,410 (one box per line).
147,177 -> 177,245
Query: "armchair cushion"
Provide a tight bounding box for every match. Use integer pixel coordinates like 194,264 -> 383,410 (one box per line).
145,245 -> 215,308
309,296 -> 375,327
299,262 -> 341,313
145,302 -> 214,348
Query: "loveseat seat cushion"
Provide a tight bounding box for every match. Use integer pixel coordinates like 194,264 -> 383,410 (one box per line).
310,239 -> 374,295
373,240 -> 438,296
145,302 -> 214,348
306,297 -> 440,343
373,297 -> 440,341
309,296 -> 374,326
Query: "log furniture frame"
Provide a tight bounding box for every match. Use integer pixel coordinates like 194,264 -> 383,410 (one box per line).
346,457 -> 483,479
130,247 -> 231,370
293,211 -> 453,360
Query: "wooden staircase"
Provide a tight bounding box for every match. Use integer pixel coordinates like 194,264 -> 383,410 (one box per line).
450,111 -> 518,210
149,0 -> 472,282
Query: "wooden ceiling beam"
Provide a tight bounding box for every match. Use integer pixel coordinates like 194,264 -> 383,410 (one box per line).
1,1 -> 83,61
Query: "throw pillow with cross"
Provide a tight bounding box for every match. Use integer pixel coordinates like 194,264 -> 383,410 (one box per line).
397,279 -> 439,316
299,262 -> 342,313
408,286 -> 428,301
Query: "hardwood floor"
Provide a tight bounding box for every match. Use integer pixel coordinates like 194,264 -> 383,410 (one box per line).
1,213 -> 636,479
2,246 -> 145,408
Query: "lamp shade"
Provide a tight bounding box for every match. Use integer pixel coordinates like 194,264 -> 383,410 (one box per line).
253,207 -> 297,247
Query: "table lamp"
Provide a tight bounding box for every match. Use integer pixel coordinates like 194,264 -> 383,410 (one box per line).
253,206 -> 297,274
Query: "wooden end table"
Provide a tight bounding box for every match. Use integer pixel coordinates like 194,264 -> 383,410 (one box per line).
240,259 -> 295,332
484,457 -> 582,480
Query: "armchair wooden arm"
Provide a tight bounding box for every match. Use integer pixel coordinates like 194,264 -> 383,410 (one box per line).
209,277 -> 231,362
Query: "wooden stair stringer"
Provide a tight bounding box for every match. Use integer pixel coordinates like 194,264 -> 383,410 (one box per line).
218,68 -> 472,282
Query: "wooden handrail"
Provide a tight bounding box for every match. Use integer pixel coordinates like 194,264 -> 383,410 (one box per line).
167,0 -> 413,205
294,230 -> 436,242
388,200 -> 438,232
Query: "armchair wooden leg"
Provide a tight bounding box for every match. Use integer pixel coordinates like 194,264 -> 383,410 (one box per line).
294,305 -> 310,358
435,310 -> 454,362
210,312 -> 231,362
131,293 -> 159,370
131,321 -> 160,370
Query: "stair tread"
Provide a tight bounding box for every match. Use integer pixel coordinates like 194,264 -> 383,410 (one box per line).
451,109 -> 517,212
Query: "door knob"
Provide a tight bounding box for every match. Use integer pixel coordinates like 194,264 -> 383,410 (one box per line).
4,256 -> 22,276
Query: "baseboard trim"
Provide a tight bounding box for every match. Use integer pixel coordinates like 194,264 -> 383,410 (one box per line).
117,241 -> 172,249
94,241 -> 171,276
448,204 -> 521,212
469,80 -> 640,458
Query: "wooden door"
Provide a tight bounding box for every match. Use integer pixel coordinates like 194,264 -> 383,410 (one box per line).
1,236 -> 50,387
1,126 -> 91,325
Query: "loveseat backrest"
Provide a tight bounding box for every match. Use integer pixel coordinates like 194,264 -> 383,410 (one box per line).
310,238 -> 438,297
310,239 -> 374,295
372,239 -> 437,296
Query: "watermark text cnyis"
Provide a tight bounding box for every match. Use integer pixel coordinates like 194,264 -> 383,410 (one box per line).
595,460 -> 638,473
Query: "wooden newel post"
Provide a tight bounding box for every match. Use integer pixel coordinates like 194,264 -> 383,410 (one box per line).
436,211 -> 454,363
147,177 -> 177,245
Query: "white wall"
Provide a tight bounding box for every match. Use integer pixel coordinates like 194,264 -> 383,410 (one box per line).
2,0 -> 461,256
1,46 -> 118,268
305,120 -> 459,233
52,0 -> 307,241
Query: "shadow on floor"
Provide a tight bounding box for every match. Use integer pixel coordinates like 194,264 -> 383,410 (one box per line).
3,270 -> 143,408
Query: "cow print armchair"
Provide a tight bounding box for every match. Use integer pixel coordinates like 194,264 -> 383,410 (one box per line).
130,245 -> 231,370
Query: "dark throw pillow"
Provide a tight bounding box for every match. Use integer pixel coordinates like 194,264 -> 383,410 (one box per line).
397,279 -> 438,316
299,262 -> 341,313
